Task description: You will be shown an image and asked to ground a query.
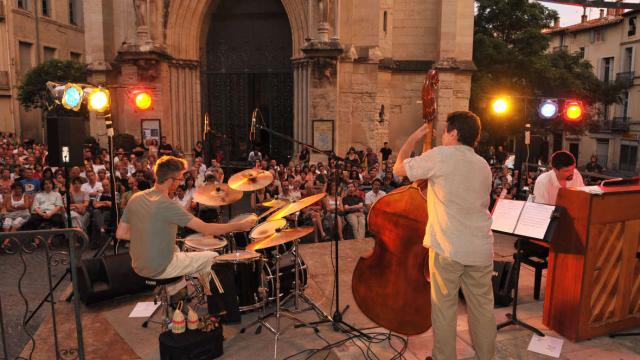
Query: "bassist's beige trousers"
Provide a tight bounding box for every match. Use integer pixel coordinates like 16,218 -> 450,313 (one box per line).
429,251 -> 496,360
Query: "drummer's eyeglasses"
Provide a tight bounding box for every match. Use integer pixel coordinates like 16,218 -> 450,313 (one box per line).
171,177 -> 184,182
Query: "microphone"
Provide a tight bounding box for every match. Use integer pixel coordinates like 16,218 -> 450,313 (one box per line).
250,108 -> 257,141
524,123 -> 531,145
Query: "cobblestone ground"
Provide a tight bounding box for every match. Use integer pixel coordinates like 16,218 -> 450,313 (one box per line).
0,242 -> 78,359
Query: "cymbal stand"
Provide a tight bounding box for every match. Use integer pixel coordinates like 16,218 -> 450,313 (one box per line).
283,239 -> 330,322
240,252 -> 315,359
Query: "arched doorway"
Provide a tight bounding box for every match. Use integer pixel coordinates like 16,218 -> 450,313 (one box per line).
203,0 -> 293,164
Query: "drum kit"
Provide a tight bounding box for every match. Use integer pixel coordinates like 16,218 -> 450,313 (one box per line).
183,168 -> 328,356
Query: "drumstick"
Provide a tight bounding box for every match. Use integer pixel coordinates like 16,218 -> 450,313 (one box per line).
210,269 -> 224,293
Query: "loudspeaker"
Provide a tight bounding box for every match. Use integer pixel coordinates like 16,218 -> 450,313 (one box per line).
46,115 -> 85,167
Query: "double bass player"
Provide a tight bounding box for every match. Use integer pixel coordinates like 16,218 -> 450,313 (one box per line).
394,111 -> 496,360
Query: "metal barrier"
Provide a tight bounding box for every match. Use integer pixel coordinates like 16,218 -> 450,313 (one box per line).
0,229 -> 87,360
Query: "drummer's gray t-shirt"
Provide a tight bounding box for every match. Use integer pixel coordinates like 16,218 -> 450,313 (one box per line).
122,188 -> 194,278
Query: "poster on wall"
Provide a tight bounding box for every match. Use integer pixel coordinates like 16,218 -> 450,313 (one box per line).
313,120 -> 334,152
141,119 -> 161,146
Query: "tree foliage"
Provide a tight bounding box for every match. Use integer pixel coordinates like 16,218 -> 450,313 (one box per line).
17,59 -> 88,115
472,0 -> 629,139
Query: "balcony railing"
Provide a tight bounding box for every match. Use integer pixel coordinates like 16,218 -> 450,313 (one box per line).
552,45 -> 568,53
590,117 -> 631,133
616,71 -> 635,85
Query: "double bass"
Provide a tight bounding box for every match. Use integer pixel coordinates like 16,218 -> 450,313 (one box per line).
351,70 -> 439,335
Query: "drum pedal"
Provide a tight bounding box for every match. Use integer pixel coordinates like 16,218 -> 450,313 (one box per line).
255,325 -> 262,334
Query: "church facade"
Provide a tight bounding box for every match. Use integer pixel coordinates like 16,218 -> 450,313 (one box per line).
5,0 -> 476,161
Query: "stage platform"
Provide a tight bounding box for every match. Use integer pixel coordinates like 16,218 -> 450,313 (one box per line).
17,235 -> 640,359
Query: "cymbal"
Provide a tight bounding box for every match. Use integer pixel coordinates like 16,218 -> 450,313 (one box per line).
228,169 -> 274,191
267,192 -> 327,221
249,219 -> 287,240
247,226 -> 314,251
259,198 -> 289,208
193,183 -> 243,206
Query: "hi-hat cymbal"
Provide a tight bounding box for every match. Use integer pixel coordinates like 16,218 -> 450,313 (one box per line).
193,183 -> 243,206
259,198 -> 289,208
228,169 -> 274,191
247,226 -> 314,251
266,193 -> 327,221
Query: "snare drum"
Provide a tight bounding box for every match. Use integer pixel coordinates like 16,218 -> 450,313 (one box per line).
183,234 -> 228,253
214,250 -> 271,312
228,213 -> 257,249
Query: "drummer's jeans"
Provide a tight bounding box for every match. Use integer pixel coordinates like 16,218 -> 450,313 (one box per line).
155,250 -> 217,295
429,251 -> 496,360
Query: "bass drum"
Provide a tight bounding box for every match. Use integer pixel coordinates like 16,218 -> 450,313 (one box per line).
265,250 -> 308,302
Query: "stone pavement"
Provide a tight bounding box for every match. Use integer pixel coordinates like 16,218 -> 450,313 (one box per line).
5,234 -> 640,359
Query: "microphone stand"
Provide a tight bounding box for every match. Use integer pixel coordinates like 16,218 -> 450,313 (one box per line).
255,123 -> 369,338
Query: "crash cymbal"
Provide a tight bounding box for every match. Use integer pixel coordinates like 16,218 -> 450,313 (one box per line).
266,192 -> 327,221
228,169 -> 274,191
247,226 -> 314,251
259,198 -> 289,208
193,183 -> 243,206
249,219 -> 288,240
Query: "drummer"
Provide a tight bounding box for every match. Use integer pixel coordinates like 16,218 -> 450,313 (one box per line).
116,156 -> 256,295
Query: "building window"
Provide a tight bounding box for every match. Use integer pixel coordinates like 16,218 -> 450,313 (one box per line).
578,47 -> 585,59
590,29 -> 604,43
18,41 -> 33,78
622,47 -> 633,73
70,51 -> 82,62
383,11 -> 388,34
601,57 -> 614,82
43,46 -> 56,61
41,0 -> 50,17
619,144 -> 638,172
596,139 -> 609,168
629,16 -> 637,37
17,0 -> 28,10
69,0 -> 79,25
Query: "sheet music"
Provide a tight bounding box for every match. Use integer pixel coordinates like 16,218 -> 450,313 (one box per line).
491,199 -> 525,234
514,202 -> 555,239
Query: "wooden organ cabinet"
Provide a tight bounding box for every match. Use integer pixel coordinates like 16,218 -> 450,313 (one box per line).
543,185 -> 640,341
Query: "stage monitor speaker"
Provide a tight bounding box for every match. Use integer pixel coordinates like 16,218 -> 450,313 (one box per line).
46,115 -> 85,167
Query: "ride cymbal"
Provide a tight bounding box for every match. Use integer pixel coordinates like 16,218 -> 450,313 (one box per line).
193,183 -> 243,206
247,226 -> 314,251
228,169 -> 274,191
266,192 -> 326,221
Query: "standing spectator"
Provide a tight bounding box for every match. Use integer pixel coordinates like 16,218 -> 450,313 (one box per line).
298,146 -> 310,164
365,147 -> 379,169
132,137 -> 147,158
365,178 -> 386,212
248,147 -> 262,164
193,141 -> 204,159
158,136 -> 174,157
147,138 -> 159,157
345,148 -> 360,168
342,182 -> 366,239
585,155 -> 604,173
20,168 -> 40,196
495,145 -> 506,165
81,169 -> 103,199
380,141 -> 392,162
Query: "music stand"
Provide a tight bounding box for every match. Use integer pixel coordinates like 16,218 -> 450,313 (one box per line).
491,199 -> 562,337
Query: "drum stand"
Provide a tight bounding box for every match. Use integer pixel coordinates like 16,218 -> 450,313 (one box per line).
240,252 -> 316,359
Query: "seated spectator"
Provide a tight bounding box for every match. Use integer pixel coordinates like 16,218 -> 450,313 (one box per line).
365,179 -> 386,212
81,169 -> 103,200
1,183 -> 31,252
90,179 -> 117,246
381,171 -> 398,192
173,185 -> 193,213
20,168 -> 40,196
22,179 -> 65,233
300,186 -> 326,242
68,177 -> 90,233
322,183 -> 344,240
342,182 -> 366,239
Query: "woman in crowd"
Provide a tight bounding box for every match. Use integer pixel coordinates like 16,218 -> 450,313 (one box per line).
1,183 -> 31,253
322,182 -> 344,242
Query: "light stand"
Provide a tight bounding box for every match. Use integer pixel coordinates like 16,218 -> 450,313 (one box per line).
254,122 -> 369,338
92,111 -> 120,257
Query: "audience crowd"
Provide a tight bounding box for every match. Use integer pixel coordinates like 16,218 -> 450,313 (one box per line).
0,131 -> 605,254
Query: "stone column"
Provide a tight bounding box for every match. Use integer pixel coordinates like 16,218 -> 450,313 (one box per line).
332,0 -> 340,41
